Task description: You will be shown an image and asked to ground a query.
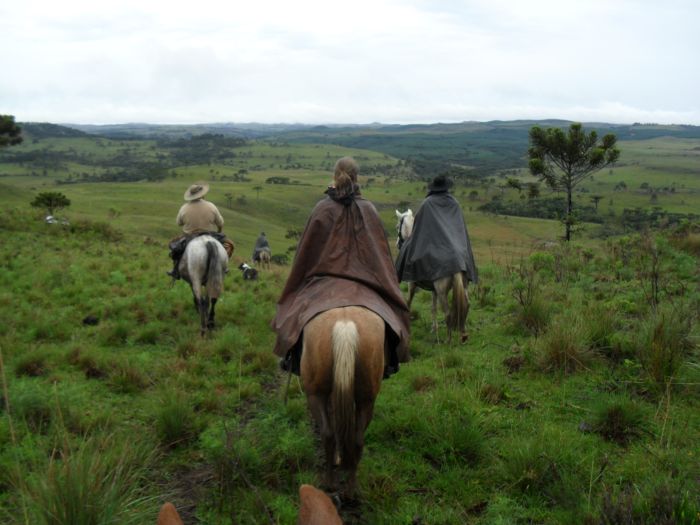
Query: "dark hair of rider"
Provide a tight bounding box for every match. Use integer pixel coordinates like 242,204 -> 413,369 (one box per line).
333,157 -> 359,196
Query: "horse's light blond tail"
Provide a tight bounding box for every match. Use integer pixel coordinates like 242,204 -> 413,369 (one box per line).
449,272 -> 468,333
331,320 -> 358,469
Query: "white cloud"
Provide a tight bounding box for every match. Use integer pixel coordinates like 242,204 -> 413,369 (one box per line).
1,0 -> 698,124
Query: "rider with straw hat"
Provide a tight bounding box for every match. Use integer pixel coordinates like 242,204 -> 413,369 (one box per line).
168,183 -> 234,279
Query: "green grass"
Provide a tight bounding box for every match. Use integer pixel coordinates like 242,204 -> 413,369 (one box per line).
0,135 -> 698,523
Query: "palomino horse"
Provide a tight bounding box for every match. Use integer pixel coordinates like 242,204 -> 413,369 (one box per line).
178,235 -> 228,336
256,247 -> 271,270
301,306 -> 385,499
156,484 -> 342,524
395,209 -> 470,344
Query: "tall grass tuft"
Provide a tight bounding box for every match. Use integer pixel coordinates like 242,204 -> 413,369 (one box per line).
154,392 -> 198,448
20,434 -> 156,525
8,382 -> 53,433
591,397 -> 647,446
499,436 -> 584,509
517,296 -> 551,337
537,314 -> 595,373
636,306 -> 694,388
584,303 -> 619,356
599,480 -> 699,525
107,361 -> 150,394
14,350 -> 49,378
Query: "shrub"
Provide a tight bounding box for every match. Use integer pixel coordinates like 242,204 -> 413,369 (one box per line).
270,254 -> 289,265
473,283 -> 496,308
68,219 -> 123,242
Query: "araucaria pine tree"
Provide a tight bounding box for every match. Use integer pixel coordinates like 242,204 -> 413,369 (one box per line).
528,123 -> 619,241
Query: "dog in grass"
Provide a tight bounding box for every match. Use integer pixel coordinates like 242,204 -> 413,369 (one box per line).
238,262 -> 259,281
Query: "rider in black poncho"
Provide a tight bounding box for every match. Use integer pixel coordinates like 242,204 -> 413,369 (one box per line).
395,175 -> 478,288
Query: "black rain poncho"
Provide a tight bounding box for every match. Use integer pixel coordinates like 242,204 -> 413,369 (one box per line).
395,190 -> 478,288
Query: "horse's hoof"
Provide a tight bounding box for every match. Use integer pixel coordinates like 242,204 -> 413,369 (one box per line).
461,334 -> 469,344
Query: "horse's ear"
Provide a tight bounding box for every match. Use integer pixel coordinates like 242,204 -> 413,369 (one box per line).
298,485 -> 342,525
407,209 -> 413,216
395,210 -> 402,218
157,502 -> 184,525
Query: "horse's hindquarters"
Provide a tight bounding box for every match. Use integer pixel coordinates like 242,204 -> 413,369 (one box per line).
301,306 -> 385,497
301,307 -> 384,397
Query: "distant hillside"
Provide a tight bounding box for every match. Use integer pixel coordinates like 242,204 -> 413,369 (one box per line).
55,120 -> 700,179
279,120 -> 700,177
20,122 -> 88,139
62,122 -> 320,140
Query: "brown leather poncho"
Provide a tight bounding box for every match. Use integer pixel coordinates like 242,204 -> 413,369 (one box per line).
272,189 -> 410,368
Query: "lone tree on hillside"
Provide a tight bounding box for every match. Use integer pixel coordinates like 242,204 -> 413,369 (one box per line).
528,123 -> 619,241
31,192 -> 71,216
0,115 -> 23,148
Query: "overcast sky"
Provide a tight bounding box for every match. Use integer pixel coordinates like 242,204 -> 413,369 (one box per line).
1,0 -> 698,125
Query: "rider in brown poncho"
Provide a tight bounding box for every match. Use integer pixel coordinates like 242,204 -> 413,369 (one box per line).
271,157 -> 410,378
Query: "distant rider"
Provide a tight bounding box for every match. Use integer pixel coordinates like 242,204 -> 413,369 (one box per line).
168,183 -> 234,280
252,232 -> 271,263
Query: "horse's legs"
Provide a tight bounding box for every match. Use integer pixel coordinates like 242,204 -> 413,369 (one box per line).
308,394 -> 337,490
407,282 -> 417,310
207,297 -> 217,330
198,295 -> 209,336
461,283 -> 471,343
431,291 -> 440,343
346,401 -> 375,499
435,280 -> 451,343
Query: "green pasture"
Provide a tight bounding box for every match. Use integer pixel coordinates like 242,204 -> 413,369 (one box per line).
0,210 -> 698,524
0,131 -> 698,523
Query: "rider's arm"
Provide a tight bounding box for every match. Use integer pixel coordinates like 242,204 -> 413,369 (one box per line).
214,207 -> 224,233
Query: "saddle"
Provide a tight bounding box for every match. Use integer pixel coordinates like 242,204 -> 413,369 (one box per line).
169,232 -> 231,260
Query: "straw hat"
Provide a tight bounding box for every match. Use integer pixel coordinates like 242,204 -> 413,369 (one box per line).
184,183 -> 209,201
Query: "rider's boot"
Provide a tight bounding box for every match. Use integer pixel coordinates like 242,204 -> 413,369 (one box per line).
167,258 -> 180,280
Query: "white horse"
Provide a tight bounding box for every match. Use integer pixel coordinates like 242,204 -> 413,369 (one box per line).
395,209 -> 414,250
395,209 -> 470,344
178,235 -> 228,336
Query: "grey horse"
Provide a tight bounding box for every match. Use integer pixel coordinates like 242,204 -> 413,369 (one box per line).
178,235 -> 228,336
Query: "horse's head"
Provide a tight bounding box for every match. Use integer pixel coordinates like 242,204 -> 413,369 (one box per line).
395,209 -> 414,249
